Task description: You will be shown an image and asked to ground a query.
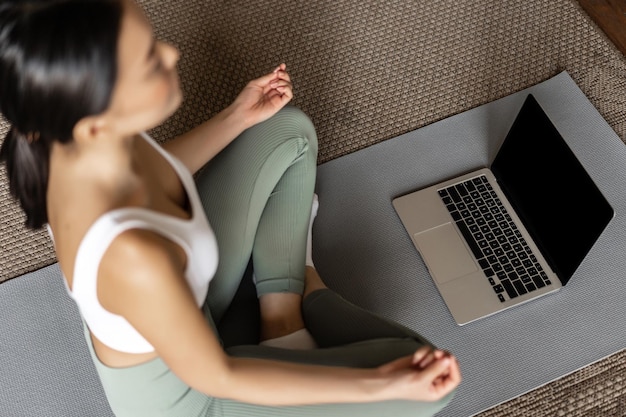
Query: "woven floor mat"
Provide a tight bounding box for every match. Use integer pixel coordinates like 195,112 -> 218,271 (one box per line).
1,0 -> 625,415
476,349 -> 626,417
2,0 -> 625,283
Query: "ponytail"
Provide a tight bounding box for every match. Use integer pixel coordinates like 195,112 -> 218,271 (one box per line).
0,127 -> 50,229
0,0 -> 122,229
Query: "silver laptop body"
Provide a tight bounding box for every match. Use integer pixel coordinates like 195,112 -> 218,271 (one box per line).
393,95 -> 614,325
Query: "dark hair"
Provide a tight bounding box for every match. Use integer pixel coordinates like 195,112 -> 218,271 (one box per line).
0,0 -> 122,229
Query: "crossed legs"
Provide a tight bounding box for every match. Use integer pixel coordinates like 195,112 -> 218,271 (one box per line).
195,106 -> 317,339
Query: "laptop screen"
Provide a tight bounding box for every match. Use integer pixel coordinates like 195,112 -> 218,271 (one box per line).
491,94 -> 614,284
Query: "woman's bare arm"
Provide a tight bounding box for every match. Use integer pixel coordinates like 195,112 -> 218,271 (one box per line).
161,104 -> 247,174
98,230 -> 460,406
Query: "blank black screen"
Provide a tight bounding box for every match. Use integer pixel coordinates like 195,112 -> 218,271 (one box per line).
491,95 -> 613,284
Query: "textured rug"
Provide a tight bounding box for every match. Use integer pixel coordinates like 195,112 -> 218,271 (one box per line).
1,0 -> 625,415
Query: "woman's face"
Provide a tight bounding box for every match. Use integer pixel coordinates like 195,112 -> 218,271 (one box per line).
103,0 -> 182,136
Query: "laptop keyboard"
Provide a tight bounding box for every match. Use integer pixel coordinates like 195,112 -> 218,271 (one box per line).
438,175 -> 552,302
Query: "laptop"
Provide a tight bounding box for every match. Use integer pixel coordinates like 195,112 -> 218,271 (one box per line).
392,94 -> 614,325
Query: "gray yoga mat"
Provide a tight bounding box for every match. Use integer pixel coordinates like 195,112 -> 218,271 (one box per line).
0,72 -> 624,417
313,71 -> 626,416
0,263 -> 112,416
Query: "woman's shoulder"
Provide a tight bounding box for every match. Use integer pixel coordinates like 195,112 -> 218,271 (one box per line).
48,134 -> 187,287
96,227 -> 188,315
48,172 -> 147,289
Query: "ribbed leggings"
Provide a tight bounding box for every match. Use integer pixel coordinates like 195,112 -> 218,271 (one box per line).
87,106 -> 455,417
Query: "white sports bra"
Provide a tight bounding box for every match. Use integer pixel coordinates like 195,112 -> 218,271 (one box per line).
49,132 -> 218,353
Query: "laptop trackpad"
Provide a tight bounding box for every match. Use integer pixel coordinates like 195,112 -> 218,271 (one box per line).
414,223 -> 478,284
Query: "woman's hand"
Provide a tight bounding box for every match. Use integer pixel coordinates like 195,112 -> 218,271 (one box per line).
378,345 -> 461,402
163,64 -> 293,173
230,63 -> 294,129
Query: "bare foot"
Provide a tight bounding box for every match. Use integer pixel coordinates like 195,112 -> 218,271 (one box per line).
258,293 -> 305,341
258,267 -> 328,341
303,266 -> 328,299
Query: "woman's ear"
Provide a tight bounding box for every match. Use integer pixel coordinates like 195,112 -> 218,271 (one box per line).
72,114 -> 110,144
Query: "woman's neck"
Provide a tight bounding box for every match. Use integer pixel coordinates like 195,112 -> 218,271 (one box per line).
50,134 -> 143,196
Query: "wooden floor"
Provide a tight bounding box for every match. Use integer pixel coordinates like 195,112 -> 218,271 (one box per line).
578,0 -> 626,55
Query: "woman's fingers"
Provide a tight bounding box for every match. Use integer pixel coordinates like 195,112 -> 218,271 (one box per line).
413,346 -> 452,370
270,79 -> 292,89
423,354 -> 462,397
273,63 -> 286,73
275,69 -> 291,83
411,345 -> 433,366
267,83 -> 293,102
262,69 -> 292,97
255,64 -> 290,87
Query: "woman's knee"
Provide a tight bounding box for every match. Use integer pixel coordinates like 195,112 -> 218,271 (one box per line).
264,106 -> 318,154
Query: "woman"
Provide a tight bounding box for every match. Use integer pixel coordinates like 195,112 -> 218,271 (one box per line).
0,0 -> 461,416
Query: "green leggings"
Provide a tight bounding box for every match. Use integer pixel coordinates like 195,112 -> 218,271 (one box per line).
88,107 -> 454,417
